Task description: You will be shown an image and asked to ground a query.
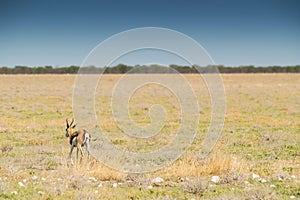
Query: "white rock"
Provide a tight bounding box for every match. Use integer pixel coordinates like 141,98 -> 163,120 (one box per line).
147,185 -> 153,189
11,191 -> 18,195
290,195 -> 296,199
32,175 -> 38,180
95,190 -> 99,194
190,198 -> 196,200
112,183 -> 118,188
260,178 -> 267,183
291,175 -> 296,179
152,177 -> 164,184
98,183 -> 103,188
41,177 -> 46,181
89,177 -> 97,182
252,173 -> 260,179
23,179 -> 27,183
270,184 -> 276,188
18,182 -> 25,187
57,178 -> 62,181
211,176 -> 220,183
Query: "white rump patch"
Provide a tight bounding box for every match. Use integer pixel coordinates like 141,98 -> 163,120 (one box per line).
83,133 -> 90,144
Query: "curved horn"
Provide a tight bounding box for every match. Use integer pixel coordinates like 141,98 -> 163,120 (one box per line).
66,118 -> 69,128
70,118 -> 74,127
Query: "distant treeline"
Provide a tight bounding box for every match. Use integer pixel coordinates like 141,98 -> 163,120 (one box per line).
0,64 -> 299,74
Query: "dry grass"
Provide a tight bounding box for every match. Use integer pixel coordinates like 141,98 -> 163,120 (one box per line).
0,74 -> 299,199
158,152 -> 243,179
86,161 -> 126,181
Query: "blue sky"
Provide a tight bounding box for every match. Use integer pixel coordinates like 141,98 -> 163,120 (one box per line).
0,0 -> 299,67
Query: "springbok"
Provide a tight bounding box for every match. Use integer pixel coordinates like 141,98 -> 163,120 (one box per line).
65,118 -> 91,165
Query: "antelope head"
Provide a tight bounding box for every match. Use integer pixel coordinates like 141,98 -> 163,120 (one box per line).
65,118 -> 76,137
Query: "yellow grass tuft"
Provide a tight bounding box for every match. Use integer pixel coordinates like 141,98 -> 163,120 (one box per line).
85,160 -> 126,181
27,138 -> 46,145
62,151 -> 244,181
158,152 -> 244,179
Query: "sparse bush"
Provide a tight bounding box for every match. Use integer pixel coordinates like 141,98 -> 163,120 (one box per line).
182,177 -> 208,195
46,160 -> 58,170
0,144 -> 13,155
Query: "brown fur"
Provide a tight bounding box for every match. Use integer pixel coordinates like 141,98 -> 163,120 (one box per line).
69,129 -> 89,147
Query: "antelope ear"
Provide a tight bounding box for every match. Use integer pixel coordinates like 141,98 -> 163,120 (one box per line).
72,123 -> 77,129
66,118 -> 69,128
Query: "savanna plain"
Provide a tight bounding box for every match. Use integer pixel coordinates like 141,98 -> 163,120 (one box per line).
0,74 -> 299,199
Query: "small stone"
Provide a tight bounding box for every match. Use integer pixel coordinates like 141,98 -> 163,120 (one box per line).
89,177 -> 97,182
18,182 -> 25,187
147,185 -> 153,189
112,183 -> 118,188
290,196 -> 296,199
98,183 -> 103,188
260,178 -> 267,183
95,190 -> 98,194
32,175 -> 38,180
190,198 -> 196,200
270,184 -> 276,188
41,177 -> 46,181
252,173 -> 260,179
57,178 -> 62,181
23,179 -> 27,183
211,176 -> 220,183
152,177 -> 164,184
291,175 -> 296,179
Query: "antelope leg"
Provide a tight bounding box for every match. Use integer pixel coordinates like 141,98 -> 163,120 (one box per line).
79,147 -> 84,164
69,145 -> 74,165
85,141 -> 91,160
76,148 -> 79,166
